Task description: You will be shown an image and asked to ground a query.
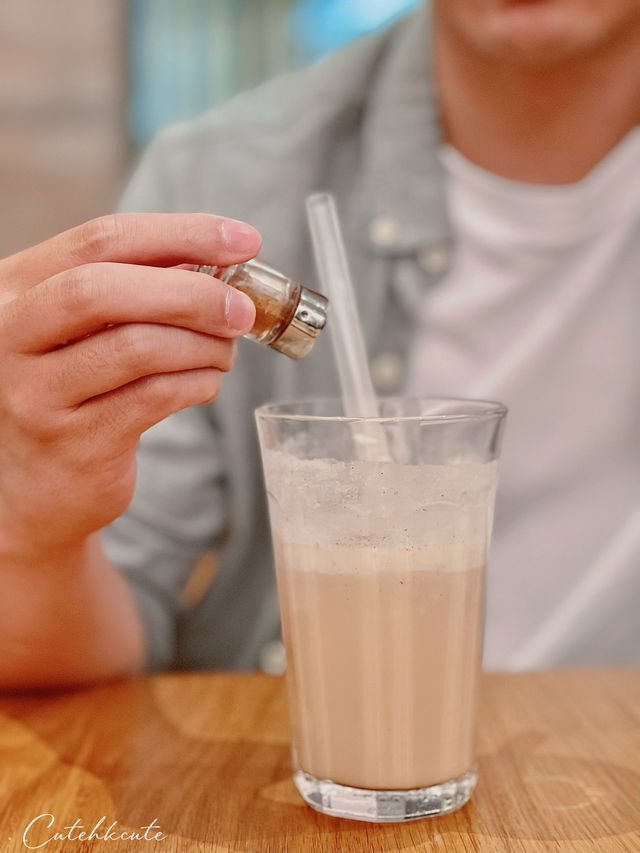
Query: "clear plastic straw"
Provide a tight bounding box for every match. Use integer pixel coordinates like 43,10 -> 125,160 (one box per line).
306,193 -> 378,418
306,193 -> 391,459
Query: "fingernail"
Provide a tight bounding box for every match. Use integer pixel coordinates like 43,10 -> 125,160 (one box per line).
224,286 -> 256,333
221,219 -> 261,253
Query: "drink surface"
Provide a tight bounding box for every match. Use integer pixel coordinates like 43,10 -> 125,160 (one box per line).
276,539 -> 484,791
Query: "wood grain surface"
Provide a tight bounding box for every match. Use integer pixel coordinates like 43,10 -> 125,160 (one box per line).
0,670 -> 638,852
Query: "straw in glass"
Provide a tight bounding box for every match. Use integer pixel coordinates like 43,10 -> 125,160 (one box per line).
306,192 -> 391,460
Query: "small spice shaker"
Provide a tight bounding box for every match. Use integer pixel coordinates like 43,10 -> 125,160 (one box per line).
197,259 -> 328,359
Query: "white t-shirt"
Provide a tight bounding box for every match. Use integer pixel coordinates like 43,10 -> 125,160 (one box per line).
406,128 -> 640,669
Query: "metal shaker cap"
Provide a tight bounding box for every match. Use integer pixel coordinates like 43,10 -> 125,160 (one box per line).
271,287 -> 328,359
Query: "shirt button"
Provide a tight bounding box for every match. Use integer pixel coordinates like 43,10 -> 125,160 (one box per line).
417,243 -> 450,276
259,639 -> 286,675
370,352 -> 404,393
369,214 -> 401,249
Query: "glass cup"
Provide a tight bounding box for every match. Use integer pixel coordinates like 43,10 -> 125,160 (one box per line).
255,397 -> 506,823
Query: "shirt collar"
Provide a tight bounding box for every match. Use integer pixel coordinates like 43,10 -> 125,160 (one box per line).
356,3 -> 453,258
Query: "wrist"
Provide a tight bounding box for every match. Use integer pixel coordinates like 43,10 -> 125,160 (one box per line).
0,487 -> 87,564
0,518 -> 89,572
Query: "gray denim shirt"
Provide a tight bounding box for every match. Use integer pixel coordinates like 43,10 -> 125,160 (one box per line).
102,6 -> 456,670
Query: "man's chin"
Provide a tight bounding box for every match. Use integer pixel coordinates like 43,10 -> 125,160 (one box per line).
482,5 -> 595,63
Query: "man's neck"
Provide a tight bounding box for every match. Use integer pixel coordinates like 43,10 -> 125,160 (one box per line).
434,19 -> 640,184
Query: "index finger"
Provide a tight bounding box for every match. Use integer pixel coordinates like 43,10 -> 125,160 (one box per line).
2,213 -> 262,292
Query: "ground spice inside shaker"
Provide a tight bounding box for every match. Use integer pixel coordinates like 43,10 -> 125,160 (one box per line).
197,259 -> 328,359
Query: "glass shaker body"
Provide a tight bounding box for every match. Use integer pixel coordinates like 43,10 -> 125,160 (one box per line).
197,259 -> 328,359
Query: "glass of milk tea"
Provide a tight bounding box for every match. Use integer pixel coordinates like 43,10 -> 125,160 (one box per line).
255,397 -> 506,823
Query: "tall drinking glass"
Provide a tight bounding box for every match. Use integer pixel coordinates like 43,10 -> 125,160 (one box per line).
255,397 -> 506,822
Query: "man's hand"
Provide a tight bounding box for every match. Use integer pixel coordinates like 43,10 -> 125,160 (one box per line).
0,213 -> 260,561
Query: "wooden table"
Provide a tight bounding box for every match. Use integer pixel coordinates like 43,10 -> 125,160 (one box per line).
1,671 -> 638,852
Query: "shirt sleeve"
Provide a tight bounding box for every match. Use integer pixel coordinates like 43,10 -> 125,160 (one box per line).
100,137 -> 228,671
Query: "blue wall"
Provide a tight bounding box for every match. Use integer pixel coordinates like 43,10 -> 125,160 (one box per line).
129,0 -> 420,145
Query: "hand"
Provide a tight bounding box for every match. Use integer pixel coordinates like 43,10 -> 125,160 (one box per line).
0,213 -> 260,557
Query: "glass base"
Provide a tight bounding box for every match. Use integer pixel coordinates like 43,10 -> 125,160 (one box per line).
293,767 -> 477,823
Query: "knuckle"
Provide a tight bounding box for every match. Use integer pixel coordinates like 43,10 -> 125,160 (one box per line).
182,215 -> 211,254
137,373 -> 171,408
4,288 -> 46,347
72,214 -> 122,261
71,334 -> 108,380
3,377 -> 61,441
3,377 -> 34,425
113,325 -> 154,371
59,265 -> 101,315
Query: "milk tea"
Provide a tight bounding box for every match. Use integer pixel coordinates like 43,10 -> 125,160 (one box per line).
276,540 -> 484,790
263,450 -> 496,793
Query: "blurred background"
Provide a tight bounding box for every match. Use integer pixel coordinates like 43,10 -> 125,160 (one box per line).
0,0 -> 419,257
